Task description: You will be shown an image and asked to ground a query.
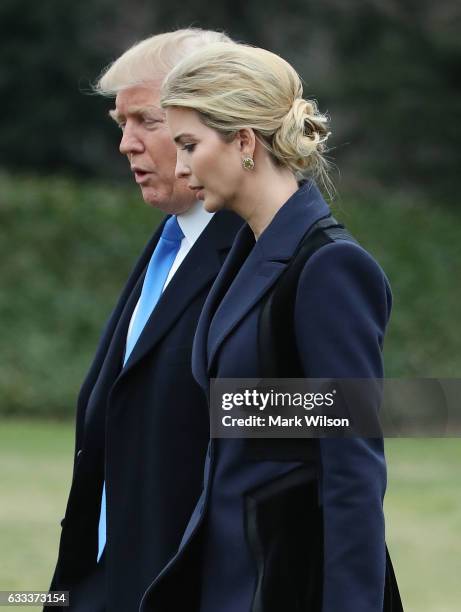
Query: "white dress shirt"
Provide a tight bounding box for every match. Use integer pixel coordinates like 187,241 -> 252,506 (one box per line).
127,201 -> 214,342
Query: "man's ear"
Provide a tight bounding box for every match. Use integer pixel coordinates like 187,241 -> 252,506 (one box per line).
235,128 -> 256,158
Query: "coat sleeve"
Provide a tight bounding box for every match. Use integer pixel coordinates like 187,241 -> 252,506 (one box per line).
294,239 -> 392,612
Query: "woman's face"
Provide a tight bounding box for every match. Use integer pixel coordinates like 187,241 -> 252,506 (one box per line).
166,107 -> 244,213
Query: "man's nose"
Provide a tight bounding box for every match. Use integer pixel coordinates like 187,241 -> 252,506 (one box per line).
175,155 -> 191,179
119,125 -> 143,156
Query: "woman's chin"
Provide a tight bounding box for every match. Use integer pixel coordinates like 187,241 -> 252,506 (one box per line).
203,197 -> 224,213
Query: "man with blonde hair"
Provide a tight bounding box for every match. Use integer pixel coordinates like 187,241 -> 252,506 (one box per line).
46,28 -> 241,612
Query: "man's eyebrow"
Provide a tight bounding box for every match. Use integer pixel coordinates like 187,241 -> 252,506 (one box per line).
108,105 -> 165,123
173,133 -> 196,143
109,109 -> 122,123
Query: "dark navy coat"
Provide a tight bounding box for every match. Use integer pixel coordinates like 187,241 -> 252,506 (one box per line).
141,182 -> 399,612
46,211 -> 242,612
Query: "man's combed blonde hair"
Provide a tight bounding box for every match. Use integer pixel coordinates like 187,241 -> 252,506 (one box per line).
95,28 -> 233,96
161,42 -> 332,191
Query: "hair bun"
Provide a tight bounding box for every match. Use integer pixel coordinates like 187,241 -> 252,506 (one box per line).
272,98 -> 330,177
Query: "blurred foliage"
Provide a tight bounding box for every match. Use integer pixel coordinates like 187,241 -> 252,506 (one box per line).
0,0 -> 459,198
331,191 -> 461,378
0,0 -> 125,178
0,172 -> 460,417
0,172 -> 157,417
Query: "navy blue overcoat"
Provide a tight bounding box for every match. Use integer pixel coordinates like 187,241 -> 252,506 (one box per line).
141,182 -> 401,612
46,211 -> 242,612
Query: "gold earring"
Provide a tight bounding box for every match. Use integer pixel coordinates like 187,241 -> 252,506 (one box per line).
242,156 -> 255,171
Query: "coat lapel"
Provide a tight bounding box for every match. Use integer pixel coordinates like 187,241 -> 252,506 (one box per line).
118,210 -> 241,378
206,248 -> 288,372
192,223 -> 256,390
203,181 -> 332,379
75,219 -> 166,447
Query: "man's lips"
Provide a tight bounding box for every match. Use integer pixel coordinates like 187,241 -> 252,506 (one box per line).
131,166 -> 152,184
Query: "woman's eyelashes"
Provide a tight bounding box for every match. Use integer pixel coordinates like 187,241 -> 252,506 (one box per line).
182,143 -> 196,152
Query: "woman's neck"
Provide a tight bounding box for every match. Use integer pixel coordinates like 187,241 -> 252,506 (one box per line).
231,165 -> 299,240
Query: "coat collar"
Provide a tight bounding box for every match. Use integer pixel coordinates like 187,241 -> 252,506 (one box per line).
192,181 -> 331,389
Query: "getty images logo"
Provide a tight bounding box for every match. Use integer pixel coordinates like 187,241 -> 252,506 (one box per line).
221,388 -> 337,411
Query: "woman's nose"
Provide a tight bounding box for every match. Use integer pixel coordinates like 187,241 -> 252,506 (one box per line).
175,155 -> 191,179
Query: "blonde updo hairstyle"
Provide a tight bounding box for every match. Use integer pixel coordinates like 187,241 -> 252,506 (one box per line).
161,43 -> 332,191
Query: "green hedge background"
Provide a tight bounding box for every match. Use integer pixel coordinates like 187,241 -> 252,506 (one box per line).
1,172 -> 460,418
1,1 -> 459,417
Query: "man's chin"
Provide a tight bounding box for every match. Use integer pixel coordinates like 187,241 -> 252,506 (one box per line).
141,185 -> 195,215
140,186 -> 170,210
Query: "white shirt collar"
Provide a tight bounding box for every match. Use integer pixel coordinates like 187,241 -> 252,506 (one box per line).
176,200 -> 215,247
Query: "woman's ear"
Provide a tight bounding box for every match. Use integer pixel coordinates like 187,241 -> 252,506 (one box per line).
235,128 -> 256,158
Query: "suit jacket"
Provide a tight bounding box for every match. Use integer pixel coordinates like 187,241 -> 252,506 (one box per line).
46,210 -> 242,612
140,181 -> 399,612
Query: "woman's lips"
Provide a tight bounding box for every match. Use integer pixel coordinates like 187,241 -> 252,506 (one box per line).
190,186 -> 205,200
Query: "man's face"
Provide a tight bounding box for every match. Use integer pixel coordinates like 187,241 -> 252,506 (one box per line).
112,85 -> 196,215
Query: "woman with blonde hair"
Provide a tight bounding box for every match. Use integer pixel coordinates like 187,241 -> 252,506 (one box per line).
155,43 -> 403,612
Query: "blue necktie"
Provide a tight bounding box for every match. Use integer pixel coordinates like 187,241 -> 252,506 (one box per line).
97,215 -> 184,561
